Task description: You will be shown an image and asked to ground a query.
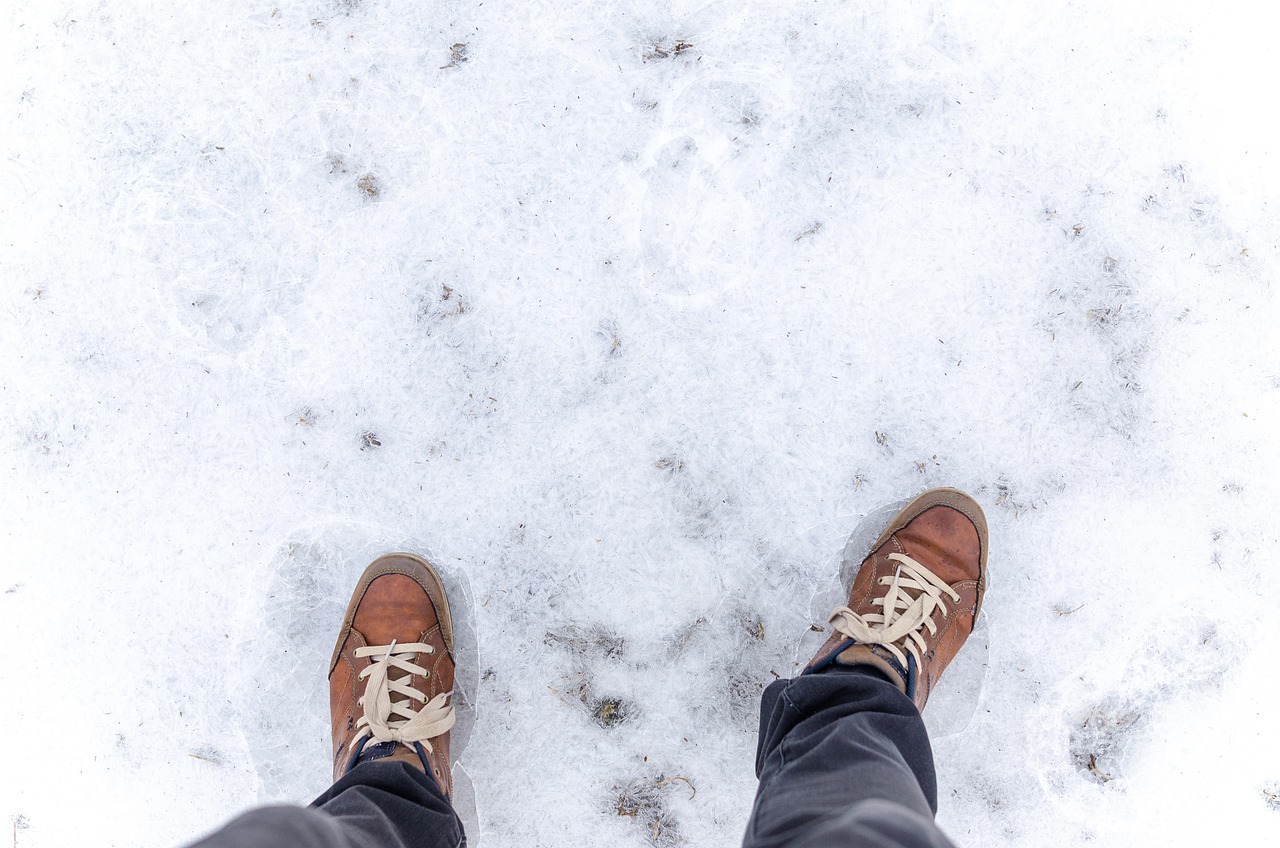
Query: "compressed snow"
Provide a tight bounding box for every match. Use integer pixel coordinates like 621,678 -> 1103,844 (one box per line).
3,0 -> 1279,846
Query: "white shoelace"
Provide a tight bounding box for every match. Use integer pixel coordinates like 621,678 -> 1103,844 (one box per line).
349,641 -> 456,756
828,553 -> 962,671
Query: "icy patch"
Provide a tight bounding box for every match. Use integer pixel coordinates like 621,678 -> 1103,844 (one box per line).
5,1 -> 1280,845
230,523 -> 480,837
1031,613 -> 1246,804
799,500 -> 991,739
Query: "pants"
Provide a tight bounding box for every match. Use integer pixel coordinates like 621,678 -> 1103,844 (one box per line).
743,667 -> 956,848
188,668 -> 955,848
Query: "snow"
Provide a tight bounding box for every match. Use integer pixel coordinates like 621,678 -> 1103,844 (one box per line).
3,0 -> 1279,845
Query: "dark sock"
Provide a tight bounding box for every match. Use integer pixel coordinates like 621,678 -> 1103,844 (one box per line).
816,662 -> 897,687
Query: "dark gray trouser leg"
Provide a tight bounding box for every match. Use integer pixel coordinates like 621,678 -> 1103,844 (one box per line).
743,668 -> 958,848
185,760 -> 464,848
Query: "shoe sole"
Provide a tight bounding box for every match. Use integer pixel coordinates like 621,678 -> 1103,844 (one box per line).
328,552 -> 457,675
861,487 -> 990,621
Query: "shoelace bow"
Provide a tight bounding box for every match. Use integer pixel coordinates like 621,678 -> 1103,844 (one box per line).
828,553 -> 962,671
349,641 -> 456,756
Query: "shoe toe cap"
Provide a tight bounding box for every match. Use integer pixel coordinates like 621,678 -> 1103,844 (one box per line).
895,504 -> 983,586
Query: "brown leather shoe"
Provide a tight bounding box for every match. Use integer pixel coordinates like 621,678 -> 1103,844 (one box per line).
329,553 -> 458,795
807,488 -> 988,710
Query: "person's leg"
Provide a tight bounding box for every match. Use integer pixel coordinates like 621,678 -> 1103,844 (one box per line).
744,488 -> 988,848
185,553 -> 466,848
743,668 -> 954,848
306,751 -> 463,848
186,806 -> 355,848
187,757 -> 462,848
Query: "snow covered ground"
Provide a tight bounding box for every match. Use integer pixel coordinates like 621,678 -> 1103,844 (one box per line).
4,0 -> 1279,845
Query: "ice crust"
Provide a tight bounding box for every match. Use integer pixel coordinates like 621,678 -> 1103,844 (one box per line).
235,526 -> 481,832
3,1 -> 1280,846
